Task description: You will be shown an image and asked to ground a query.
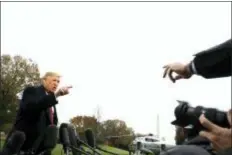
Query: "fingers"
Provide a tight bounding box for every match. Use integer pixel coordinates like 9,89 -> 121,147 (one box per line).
163,64 -> 183,83
163,65 -> 168,68
58,88 -> 65,96
66,85 -> 73,89
203,131 -> 220,151
168,68 -> 175,83
61,86 -> 72,91
174,75 -> 183,81
60,88 -> 65,92
59,86 -> 72,95
163,66 -> 168,78
210,142 -> 221,151
199,114 -> 221,134
163,65 -> 175,83
199,131 -> 218,142
63,87 -> 70,93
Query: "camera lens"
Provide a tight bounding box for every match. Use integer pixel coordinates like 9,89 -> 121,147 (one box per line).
203,108 -> 229,128
172,101 -> 230,131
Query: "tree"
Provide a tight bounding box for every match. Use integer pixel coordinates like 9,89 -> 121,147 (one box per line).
70,115 -> 135,149
100,119 -> 134,149
0,54 -> 41,132
70,115 -> 98,134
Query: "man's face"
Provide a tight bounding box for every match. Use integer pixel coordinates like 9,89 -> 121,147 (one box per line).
43,76 -> 60,93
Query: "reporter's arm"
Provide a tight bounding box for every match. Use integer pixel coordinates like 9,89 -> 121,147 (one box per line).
21,86 -> 58,113
192,39 -> 231,79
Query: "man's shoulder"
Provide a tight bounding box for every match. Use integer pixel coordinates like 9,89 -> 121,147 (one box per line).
185,136 -> 210,145
22,85 -> 43,95
163,145 -> 211,155
17,86 -> 37,99
24,85 -> 39,92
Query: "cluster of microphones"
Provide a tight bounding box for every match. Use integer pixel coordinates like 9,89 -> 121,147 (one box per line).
0,123 -> 119,155
0,130 -> 26,155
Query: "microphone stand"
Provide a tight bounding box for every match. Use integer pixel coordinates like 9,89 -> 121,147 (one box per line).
93,146 -> 96,155
70,146 -> 92,155
76,140 -> 102,155
96,146 -> 119,155
19,149 -> 52,155
64,147 -> 71,155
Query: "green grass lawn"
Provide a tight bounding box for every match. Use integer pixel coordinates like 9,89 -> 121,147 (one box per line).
0,139 -> 5,150
98,145 -> 129,155
1,139 -> 129,155
52,144 -> 129,155
51,144 -> 63,155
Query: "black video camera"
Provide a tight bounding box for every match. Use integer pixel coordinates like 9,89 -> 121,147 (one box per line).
171,100 -> 230,132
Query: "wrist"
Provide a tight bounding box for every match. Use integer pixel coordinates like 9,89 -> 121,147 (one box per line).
185,63 -> 193,77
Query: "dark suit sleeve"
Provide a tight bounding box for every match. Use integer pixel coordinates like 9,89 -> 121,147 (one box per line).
192,39 -> 231,79
21,86 -> 58,113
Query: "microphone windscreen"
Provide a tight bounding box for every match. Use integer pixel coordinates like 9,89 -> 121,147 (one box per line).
67,124 -> 81,155
2,131 -> 26,155
84,128 -> 95,148
43,125 -> 58,149
59,123 -> 70,147
59,123 -> 68,144
67,124 -> 78,147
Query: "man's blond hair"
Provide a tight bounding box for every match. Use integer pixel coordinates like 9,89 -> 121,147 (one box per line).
42,72 -> 61,80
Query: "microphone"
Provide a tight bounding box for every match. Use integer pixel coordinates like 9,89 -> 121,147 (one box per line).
0,131 -> 26,155
85,129 -> 118,155
84,128 -> 96,148
65,128 -> 100,155
60,123 -> 92,155
84,128 -> 99,155
43,125 -> 58,150
59,123 -> 71,155
67,124 -> 81,155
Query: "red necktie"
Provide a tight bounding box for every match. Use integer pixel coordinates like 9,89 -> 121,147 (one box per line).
49,107 -> 54,125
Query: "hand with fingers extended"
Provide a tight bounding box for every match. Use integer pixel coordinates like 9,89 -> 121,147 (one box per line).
199,110 -> 232,152
163,62 -> 193,83
55,85 -> 73,97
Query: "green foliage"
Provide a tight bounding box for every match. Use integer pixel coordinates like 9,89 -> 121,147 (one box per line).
101,119 -> 134,148
0,54 -> 135,152
70,115 -> 98,133
0,54 -> 41,132
70,116 -> 135,149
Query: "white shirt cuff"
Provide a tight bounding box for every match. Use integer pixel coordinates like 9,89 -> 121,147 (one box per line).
191,61 -> 198,74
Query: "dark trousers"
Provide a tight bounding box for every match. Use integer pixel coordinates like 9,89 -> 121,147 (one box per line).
217,148 -> 232,155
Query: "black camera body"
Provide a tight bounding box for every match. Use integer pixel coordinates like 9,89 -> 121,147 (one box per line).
171,100 -> 230,133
